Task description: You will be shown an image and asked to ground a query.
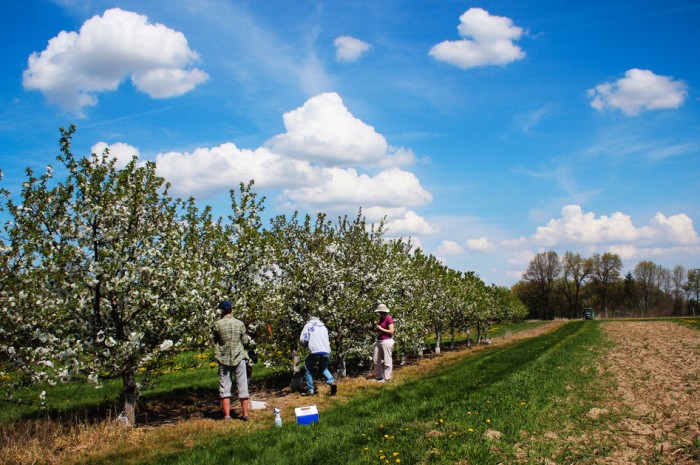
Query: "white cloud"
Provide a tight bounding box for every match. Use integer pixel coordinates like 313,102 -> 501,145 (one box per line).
589,69 -> 687,116
524,205 -> 699,248
156,143 -> 314,198
498,206 -> 700,286
466,236 -> 497,252
266,92 -> 415,166
152,93 -> 432,215
385,210 -> 440,236
642,212 -> 699,245
284,167 -> 432,209
362,206 -> 409,223
334,36 -> 372,62
91,141 -> 140,169
437,240 -> 463,255
608,244 -> 637,260
23,8 -> 208,116
429,8 -> 525,69
515,103 -> 558,135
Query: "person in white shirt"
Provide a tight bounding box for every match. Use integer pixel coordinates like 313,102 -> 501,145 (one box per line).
299,316 -> 337,396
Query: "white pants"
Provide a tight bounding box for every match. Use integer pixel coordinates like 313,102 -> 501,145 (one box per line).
373,339 -> 394,380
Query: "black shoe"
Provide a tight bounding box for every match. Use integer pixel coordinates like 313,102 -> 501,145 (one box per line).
330,383 -> 337,396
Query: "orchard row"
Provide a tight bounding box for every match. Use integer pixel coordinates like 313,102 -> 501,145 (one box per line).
0,126 -> 526,424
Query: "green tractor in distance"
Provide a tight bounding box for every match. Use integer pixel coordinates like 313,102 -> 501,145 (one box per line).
583,308 -> 595,320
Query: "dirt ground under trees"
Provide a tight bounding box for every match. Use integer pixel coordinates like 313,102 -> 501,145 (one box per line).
592,321 -> 700,464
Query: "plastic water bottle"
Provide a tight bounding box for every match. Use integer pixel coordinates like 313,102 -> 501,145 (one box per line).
274,408 -> 282,427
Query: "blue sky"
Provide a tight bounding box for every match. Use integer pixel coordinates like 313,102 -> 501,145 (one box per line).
2,0 -> 699,286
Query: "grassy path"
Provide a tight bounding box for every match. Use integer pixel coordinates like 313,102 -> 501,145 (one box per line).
135,321 -> 606,465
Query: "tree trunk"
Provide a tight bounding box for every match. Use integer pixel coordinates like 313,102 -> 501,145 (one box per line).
289,349 -> 304,392
434,331 -> 441,354
292,349 -> 300,375
337,354 -> 347,378
121,368 -> 137,427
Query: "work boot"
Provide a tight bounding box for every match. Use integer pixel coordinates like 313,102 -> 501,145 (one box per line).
330,383 -> 337,396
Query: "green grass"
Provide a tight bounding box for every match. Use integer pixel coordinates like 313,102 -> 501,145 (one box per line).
1,321 -> 540,424
674,317 -> 700,331
136,321 -> 609,465
0,351 -> 284,424
424,320 -> 549,347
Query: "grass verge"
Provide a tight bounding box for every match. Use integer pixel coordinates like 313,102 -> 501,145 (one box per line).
674,316 -> 700,331
125,321 -> 609,465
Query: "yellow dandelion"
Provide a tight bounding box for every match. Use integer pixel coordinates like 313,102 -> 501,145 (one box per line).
520,401 -> 527,406
380,455 -> 386,460
468,428 -> 474,432
439,418 -> 444,423
396,460 -> 401,464
486,419 -> 491,423
384,434 -> 389,439
364,447 -> 368,451
393,452 -> 399,456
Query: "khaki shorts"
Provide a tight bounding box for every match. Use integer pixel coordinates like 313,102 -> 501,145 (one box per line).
218,361 -> 249,399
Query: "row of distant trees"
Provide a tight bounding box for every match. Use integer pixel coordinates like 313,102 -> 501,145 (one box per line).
0,126 -> 527,425
513,250 -> 700,320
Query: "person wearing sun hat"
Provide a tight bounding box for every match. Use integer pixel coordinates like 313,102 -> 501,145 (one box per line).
372,303 -> 395,382
212,300 -> 255,421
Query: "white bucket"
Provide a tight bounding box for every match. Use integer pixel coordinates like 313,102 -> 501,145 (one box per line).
250,400 -> 267,410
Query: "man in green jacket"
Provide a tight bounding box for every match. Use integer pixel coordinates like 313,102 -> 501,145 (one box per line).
212,300 -> 255,420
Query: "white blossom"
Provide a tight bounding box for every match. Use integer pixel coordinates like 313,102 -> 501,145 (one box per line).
159,340 -> 173,351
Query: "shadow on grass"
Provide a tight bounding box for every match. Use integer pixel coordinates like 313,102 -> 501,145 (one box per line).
1,366 -> 296,427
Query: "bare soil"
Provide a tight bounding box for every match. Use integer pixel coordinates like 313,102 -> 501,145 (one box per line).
595,321 -> 700,464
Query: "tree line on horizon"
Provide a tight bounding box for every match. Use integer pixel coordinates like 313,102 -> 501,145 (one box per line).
512,250 -> 700,320
0,125 -> 527,425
